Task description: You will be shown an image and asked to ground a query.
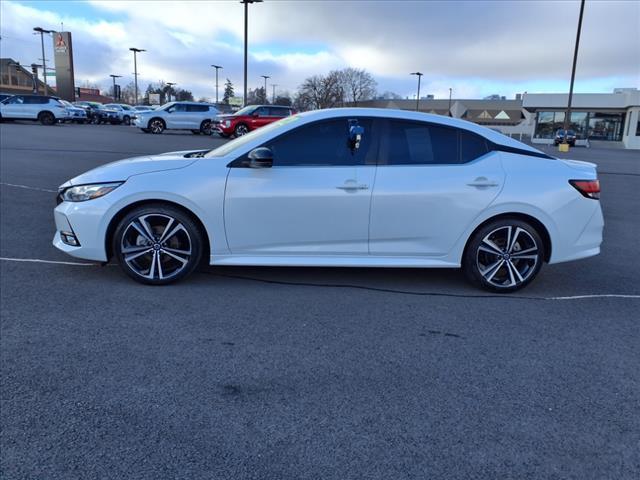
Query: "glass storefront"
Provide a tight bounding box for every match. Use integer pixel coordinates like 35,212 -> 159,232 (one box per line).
534,111 -> 626,141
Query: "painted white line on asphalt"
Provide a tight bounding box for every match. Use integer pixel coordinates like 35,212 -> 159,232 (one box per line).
1,256 -> 639,300
0,182 -> 56,193
0,257 -> 96,266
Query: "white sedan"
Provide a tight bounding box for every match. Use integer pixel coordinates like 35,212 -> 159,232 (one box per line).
53,108 -> 603,292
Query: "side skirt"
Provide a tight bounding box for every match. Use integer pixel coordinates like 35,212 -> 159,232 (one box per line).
210,255 -> 460,268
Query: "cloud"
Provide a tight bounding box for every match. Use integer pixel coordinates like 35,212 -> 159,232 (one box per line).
1,0 -> 637,100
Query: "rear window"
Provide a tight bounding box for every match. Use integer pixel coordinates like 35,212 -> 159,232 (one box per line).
460,131 -> 489,163
186,104 -> 209,112
269,107 -> 290,117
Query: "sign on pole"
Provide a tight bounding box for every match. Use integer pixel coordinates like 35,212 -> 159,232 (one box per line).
52,32 -> 76,101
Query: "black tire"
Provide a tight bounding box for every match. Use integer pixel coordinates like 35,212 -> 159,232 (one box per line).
113,204 -> 203,285
140,128 -> 151,133
219,133 -> 230,139
234,123 -> 249,137
123,115 -> 131,126
200,120 -> 213,135
191,130 -> 201,135
148,118 -> 165,134
462,217 -> 545,293
38,111 -> 55,126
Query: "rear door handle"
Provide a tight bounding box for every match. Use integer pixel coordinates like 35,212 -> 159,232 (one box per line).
467,177 -> 499,188
336,184 -> 369,190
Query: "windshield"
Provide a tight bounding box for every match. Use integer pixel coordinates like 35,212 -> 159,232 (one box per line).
233,105 -> 257,116
60,100 -> 72,107
157,102 -> 175,111
205,115 -> 301,158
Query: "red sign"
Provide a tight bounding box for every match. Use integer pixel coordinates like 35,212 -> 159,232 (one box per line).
78,87 -> 100,95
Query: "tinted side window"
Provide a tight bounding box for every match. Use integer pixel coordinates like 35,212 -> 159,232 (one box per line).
386,120 -> 458,165
8,96 -> 25,104
266,118 -> 374,167
169,104 -> 187,112
268,107 -> 288,117
187,104 -> 209,112
460,131 -> 488,163
24,96 -> 47,104
255,107 -> 270,116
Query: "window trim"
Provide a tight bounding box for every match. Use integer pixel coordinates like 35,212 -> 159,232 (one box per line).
228,116 -> 381,168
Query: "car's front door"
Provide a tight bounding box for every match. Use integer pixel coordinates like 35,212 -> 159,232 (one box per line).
1,96 -> 26,118
224,117 -> 378,255
369,120 -> 505,257
165,104 -> 189,128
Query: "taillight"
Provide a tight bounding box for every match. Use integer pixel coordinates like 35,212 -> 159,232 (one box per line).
569,179 -> 600,199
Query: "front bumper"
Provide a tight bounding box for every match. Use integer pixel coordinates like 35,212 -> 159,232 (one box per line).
53,200 -> 110,261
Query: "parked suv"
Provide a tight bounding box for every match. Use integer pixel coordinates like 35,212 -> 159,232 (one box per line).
132,102 -> 219,134
60,100 -> 88,124
103,103 -> 136,125
0,95 -> 69,125
214,105 -> 295,137
554,129 -> 577,146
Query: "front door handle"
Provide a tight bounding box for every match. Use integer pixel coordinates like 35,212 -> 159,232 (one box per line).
467,177 -> 499,188
336,184 -> 369,191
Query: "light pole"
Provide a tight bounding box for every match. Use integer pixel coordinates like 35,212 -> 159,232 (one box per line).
271,83 -> 278,103
241,0 -> 263,107
562,0 -> 586,147
110,74 -> 122,101
129,47 -> 145,105
166,82 -> 176,103
448,87 -> 452,116
410,72 -> 423,111
261,75 -> 270,103
33,27 -> 53,94
211,64 -> 223,104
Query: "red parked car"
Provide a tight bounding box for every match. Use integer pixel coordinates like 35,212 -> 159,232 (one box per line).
214,105 -> 296,138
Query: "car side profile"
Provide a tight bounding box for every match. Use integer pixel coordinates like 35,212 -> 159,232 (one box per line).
214,104 -> 295,138
53,108 -> 603,292
0,95 -> 69,125
132,101 -> 219,134
103,103 -> 136,125
60,100 -> 88,124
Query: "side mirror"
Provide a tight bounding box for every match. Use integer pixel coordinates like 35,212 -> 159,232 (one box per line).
348,122 -> 364,151
247,147 -> 273,168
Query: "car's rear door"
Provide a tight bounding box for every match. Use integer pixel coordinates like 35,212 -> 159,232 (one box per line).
369,119 -> 505,257
224,117 -> 379,255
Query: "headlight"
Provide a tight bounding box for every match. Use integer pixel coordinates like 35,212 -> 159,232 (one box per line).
60,182 -> 123,202
224,120 -> 231,127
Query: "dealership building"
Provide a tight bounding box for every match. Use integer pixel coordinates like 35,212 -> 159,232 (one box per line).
358,88 -> 640,149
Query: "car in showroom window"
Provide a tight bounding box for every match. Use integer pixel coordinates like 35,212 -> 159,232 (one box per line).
53,108 -> 603,293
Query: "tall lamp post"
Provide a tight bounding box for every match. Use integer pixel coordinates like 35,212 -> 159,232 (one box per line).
410,72 -> 423,111
166,82 -> 176,103
271,83 -> 278,103
241,0 -> 263,107
448,87 -> 453,116
129,47 -> 145,105
562,0 -> 586,147
109,74 -> 122,101
33,27 -> 53,94
261,75 -> 270,103
211,64 -> 223,104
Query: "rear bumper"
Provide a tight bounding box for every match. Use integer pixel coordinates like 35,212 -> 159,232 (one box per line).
549,202 -> 604,264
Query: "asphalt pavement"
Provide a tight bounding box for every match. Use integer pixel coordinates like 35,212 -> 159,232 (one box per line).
1,122 -> 639,479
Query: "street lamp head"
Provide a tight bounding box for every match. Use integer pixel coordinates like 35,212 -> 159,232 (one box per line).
33,27 -> 53,34
261,75 -> 270,80
110,74 -> 122,78
211,64 -> 223,69
129,48 -> 146,53
410,72 -> 423,77
240,0 -> 263,3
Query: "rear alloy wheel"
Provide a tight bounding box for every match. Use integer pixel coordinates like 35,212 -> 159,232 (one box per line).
463,219 -> 544,292
149,119 -> 165,134
234,123 -> 249,137
39,112 -> 55,126
113,205 -> 203,285
200,120 -> 213,135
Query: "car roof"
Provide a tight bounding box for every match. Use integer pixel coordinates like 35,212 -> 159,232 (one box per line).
294,108 -> 543,153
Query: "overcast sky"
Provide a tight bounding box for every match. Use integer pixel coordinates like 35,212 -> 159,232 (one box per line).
1,0 -> 638,100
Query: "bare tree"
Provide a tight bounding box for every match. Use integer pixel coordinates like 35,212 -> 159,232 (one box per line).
294,71 -> 344,111
339,67 -> 377,106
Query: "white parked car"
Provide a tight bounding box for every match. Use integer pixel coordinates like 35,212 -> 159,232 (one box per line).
0,95 -> 69,125
103,103 -> 136,125
131,101 -> 219,134
53,108 -> 603,292
60,100 -> 88,124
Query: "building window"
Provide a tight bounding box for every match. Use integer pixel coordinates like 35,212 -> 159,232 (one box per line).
588,112 -> 626,141
534,111 -> 555,139
636,120 -> 640,137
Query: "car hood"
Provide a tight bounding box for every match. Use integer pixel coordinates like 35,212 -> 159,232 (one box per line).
62,152 -> 198,187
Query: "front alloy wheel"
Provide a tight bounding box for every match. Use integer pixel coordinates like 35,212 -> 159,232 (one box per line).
114,206 -> 203,284
149,119 -> 165,134
234,124 -> 249,137
463,219 -> 543,292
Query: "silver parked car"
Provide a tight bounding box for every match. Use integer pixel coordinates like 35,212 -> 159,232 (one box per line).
132,102 -> 219,134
